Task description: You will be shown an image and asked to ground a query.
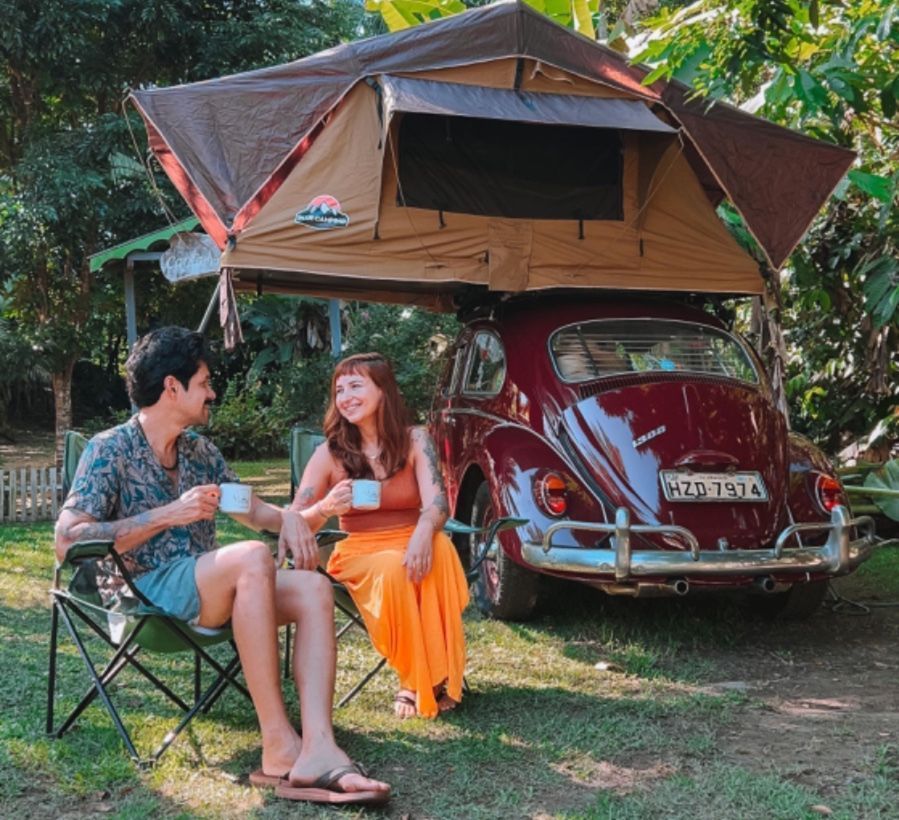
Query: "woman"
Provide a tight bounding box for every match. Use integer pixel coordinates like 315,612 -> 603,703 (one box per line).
292,352 -> 469,719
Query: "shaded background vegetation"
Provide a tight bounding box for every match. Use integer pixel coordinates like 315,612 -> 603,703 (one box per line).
0,0 -> 895,462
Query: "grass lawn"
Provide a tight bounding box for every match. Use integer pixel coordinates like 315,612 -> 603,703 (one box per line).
2,463 -> 898,818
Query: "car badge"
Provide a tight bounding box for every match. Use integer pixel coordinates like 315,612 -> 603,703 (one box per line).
633,425 -> 666,449
295,195 -> 350,230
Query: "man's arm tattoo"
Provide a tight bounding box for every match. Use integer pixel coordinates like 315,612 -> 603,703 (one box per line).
63,511 -> 155,545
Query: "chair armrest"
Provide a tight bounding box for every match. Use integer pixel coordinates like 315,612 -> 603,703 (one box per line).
317,529 -> 348,548
444,516 -> 527,537
458,517 -> 529,578
61,540 -> 115,567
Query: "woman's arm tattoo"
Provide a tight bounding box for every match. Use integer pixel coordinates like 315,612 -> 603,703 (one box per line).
291,485 -> 317,512
414,428 -> 449,520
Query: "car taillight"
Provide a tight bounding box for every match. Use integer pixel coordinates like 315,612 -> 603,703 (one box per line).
815,473 -> 846,513
534,471 -> 568,516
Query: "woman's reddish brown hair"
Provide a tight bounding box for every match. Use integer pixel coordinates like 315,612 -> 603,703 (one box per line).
324,352 -> 412,479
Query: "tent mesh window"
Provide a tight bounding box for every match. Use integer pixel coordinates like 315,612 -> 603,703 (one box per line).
396,114 -> 623,220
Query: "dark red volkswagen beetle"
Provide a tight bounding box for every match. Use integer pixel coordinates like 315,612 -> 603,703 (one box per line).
432,297 -> 878,621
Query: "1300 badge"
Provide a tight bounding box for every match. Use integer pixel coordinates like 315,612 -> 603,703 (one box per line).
295,195 -> 350,230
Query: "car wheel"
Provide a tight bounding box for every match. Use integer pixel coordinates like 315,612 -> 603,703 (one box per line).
750,579 -> 829,620
468,481 -> 539,621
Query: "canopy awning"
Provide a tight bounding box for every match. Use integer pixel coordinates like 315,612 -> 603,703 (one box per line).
379,76 -> 677,132
88,216 -> 200,272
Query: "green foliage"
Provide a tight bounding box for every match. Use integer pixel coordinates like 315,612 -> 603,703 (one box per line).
204,381 -> 290,459
634,0 -> 899,450
863,459 -> 899,521
366,0 -> 606,37
364,0 -> 467,32
0,0 -> 373,437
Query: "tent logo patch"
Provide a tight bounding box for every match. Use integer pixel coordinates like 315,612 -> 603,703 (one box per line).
295,195 -> 350,230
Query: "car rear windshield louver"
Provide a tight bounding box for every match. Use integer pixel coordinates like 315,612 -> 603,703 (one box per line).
550,319 -> 758,386
577,371 -> 739,399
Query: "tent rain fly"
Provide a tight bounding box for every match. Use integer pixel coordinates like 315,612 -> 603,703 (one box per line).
129,2 -> 855,312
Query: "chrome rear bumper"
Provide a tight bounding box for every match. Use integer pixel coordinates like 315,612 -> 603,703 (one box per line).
520,506 -> 878,581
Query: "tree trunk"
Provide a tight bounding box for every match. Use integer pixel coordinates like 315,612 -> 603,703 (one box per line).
52,359 -> 76,467
622,0 -> 659,25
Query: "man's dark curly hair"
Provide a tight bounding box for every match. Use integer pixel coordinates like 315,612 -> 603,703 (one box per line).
125,326 -> 209,408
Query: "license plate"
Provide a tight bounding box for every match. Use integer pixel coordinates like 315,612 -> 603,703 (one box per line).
660,470 -> 768,502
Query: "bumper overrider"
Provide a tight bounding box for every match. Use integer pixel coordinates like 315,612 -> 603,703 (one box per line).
520,505 -> 879,582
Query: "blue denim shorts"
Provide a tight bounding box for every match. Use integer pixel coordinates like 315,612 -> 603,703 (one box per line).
133,555 -> 201,624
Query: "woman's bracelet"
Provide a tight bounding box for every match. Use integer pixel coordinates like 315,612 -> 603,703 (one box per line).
315,500 -> 329,519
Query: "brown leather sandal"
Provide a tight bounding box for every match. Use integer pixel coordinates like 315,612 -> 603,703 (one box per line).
393,690 -> 417,718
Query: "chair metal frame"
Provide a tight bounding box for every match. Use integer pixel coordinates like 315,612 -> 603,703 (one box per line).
47,430 -> 331,767
47,538 -> 251,767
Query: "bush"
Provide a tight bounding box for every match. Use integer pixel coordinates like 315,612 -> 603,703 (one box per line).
205,381 -> 291,460
205,300 -> 460,457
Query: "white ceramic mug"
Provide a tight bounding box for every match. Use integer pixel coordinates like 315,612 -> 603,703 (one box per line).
219,482 -> 252,514
351,479 -> 381,511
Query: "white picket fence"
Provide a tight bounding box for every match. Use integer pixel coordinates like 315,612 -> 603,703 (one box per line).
0,466 -> 64,523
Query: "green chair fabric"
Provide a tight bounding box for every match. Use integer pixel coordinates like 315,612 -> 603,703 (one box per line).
289,427 -> 325,498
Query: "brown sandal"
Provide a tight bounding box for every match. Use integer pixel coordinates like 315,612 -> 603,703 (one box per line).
248,768 -> 289,788
275,762 -> 390,805
393,690 -> 417,718
433,684 -> 459,714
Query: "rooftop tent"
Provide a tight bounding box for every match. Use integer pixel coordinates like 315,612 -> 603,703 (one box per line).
129,1 -> 855,310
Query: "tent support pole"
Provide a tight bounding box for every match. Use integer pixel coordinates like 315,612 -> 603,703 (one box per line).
124,259 -> 138,351
198,280 -> 221,335
329,299 -> 342,358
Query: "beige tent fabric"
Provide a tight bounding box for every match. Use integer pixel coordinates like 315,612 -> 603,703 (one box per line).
399,59 -> 635,99
223,78 -> 761,301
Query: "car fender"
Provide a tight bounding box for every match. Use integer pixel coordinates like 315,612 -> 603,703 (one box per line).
461,422 -> 608,567
787,432 -> 841,522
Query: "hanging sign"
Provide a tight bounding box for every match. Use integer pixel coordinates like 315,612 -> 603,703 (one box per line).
160,233 -> 221,283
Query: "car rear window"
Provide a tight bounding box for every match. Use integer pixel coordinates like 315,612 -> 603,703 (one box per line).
550,319 -> 758,384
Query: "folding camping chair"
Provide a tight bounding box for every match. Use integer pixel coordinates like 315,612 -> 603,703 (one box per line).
46,431 -> 338,766
286,426 -> 526,707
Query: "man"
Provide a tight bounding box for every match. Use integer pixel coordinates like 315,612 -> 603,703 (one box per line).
55,326 -> 390,805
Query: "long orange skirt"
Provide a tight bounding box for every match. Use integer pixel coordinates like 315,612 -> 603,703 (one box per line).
326,524 -> 469,718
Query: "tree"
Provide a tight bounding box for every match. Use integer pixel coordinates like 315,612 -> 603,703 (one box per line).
0,0 -> 369,462
632,0 -> 898,451
366,0 -> 897,452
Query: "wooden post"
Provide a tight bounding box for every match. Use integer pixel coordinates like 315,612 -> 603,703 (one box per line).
10,468 -> 17,522
50,467 -> 59,519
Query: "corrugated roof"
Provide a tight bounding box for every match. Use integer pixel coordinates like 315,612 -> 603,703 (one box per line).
89,216 -> 199,272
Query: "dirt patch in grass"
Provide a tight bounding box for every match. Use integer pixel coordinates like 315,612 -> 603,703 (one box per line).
705,594 -> 899,798
0,427 -> 56,468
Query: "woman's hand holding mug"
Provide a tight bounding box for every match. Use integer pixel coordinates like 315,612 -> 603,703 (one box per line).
316,479 -> 353,518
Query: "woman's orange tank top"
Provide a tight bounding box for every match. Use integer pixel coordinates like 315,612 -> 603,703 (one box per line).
338,457 -> 420,532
